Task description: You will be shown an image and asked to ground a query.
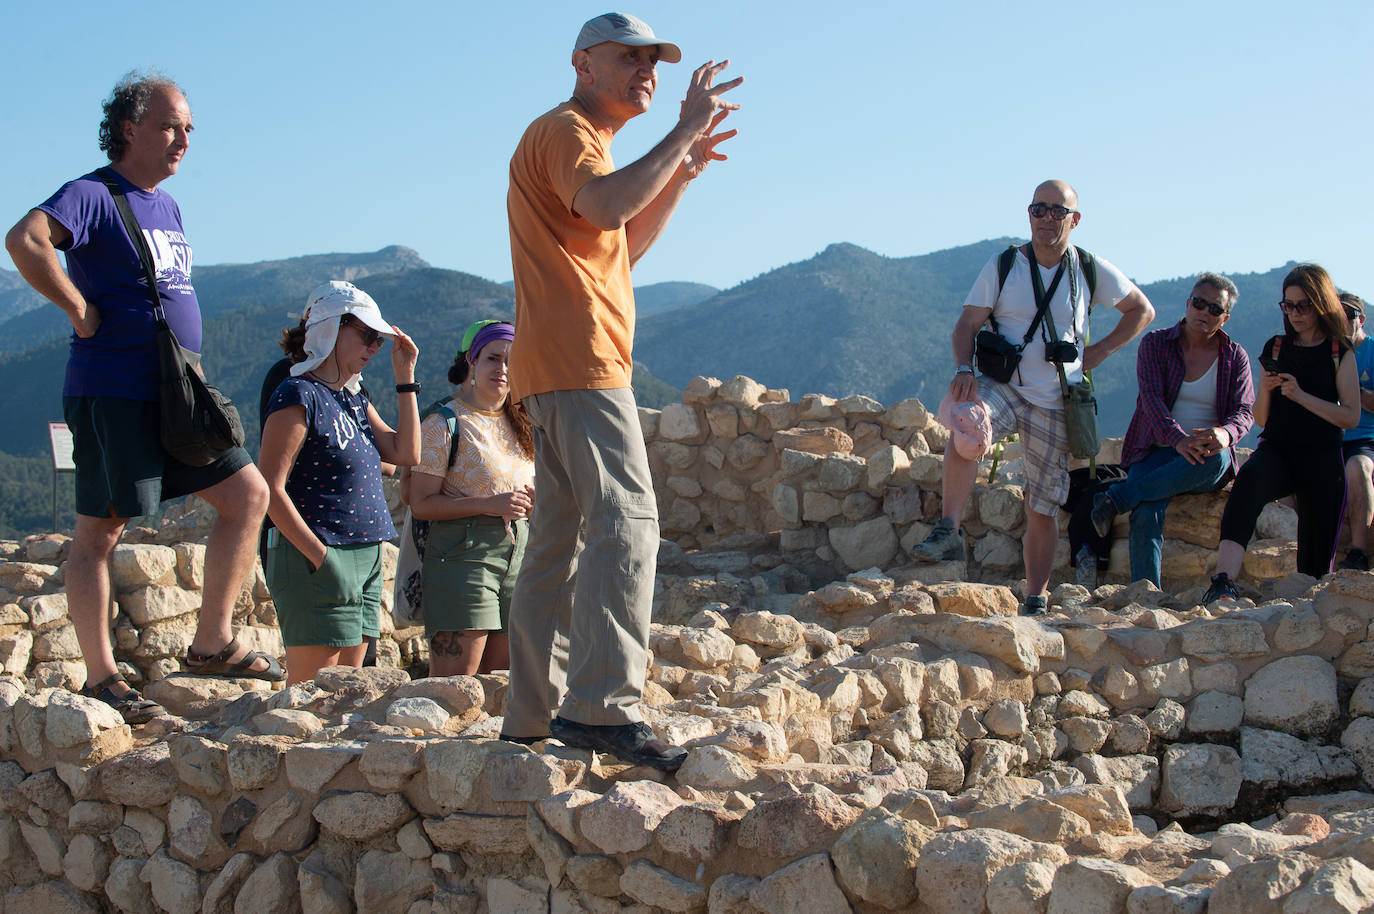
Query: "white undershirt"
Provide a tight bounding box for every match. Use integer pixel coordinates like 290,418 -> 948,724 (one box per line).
1171,359 -> 1220,435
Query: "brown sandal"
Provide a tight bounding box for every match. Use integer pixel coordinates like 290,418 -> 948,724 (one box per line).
185,637 -> 286,682
81,673 -> 164,724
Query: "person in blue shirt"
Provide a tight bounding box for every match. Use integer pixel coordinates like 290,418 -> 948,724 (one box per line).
259,281 -> 419,685
1339,293 -> 1374,570
4,73 -> 277,722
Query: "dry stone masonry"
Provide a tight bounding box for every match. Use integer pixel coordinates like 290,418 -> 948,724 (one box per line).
3,377 -> 1374,913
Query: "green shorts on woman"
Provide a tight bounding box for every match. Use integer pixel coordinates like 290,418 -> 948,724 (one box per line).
266,537 -> 383,648
422,516 -> 527,637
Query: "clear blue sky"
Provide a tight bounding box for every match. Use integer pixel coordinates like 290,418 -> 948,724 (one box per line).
3,0 -> 1371,299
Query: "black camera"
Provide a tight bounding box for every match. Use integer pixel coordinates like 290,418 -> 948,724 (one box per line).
1045,340 -> 1080,364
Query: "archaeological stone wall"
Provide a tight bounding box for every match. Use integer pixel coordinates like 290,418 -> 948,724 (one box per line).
9,379 -> 1374,912
639,375 -> 1303,589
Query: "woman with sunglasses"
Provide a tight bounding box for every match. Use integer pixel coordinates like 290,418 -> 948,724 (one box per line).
1202,264 -> 1359,602
406,320 -> 534,675
259,281 -> 420,684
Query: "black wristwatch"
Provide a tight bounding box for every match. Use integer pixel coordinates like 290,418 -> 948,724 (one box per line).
395,382 -> 421,394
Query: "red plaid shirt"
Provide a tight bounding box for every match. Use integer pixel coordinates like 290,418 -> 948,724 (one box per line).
1120,320 -> 1254,469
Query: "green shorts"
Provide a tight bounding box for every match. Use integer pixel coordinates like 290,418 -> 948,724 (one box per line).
421,516 -> 527,637
265,536 -> 382,648
63,396 -> 251,519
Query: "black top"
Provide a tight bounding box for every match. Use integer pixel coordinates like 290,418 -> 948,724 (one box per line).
1260,333 -> 1348,451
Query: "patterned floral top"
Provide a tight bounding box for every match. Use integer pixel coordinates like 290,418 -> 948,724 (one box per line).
412,396 -> 533,498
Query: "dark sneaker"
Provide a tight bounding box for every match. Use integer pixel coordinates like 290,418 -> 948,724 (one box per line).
1090,492 -> 1119,539
911,518 -> 964,563
550,716 -> 687,771
1201,572 -> 1240,604
1339,549 -> 1370,572
1021,595 -> 1048,617
498,733 -> 544,746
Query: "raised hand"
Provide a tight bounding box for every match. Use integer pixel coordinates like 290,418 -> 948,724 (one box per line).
389,326 -> 419,380
678,60 -> 742,177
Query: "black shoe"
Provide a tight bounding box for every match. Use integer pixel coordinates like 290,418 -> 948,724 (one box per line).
1021,595 -> 1048,617
1339,549 -> 1370,572
498,733 -> 544,746
1201,572 -> 1240,604
1090,492 -> 1119,539
550,716 -> 688,771
911,518 -> 964,563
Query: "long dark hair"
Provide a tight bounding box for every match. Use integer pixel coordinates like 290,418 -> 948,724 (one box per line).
1282,263 -> 1350,345
449,353 -> 534,459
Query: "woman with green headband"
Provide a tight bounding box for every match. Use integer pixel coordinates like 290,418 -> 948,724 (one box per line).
408,320 -> 534,675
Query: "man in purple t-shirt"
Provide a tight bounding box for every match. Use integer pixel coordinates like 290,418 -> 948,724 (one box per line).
4,73 -> 279,722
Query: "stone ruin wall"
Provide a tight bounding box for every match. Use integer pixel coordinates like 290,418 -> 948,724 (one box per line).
6,380 -> 1374,912
640,375 -> 1304,591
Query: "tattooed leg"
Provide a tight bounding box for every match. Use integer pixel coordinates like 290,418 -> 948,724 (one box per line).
429,630 -> 488,677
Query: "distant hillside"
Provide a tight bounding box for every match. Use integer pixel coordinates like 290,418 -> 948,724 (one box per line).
635,241 -> 1326,441
0,261 -> 682,461
635,281 -> 718,317
0,269 -> 43,324
497,279 -> 718,318
0,245 -> 430,353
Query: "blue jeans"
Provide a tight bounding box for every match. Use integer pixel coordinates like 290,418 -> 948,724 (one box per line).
1107,446 -> 1232,586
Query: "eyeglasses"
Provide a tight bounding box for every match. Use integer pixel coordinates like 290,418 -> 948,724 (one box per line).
1028,202 -> 1078,221
1188,296 -> 1228,317
1279,299 -> 1313,317
342,316 -> 385,348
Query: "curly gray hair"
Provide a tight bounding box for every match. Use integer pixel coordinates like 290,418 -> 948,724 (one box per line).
97,71 -> 185,163
1194,272 -> 1239,309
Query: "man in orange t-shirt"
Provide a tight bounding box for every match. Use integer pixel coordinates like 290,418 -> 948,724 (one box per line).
502,12 -> 742,770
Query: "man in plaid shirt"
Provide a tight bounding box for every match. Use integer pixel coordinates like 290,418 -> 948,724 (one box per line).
1090,273 -> 1254,586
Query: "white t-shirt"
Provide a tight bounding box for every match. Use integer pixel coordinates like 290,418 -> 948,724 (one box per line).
965,247 -> 1134,409
1171,359 -> 1220,435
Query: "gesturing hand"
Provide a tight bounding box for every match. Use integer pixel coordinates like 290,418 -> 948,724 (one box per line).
679,59 -> 743,177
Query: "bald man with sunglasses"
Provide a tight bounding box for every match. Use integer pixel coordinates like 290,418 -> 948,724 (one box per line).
1089,273 -> 1255,587
911,180 -> 1154,615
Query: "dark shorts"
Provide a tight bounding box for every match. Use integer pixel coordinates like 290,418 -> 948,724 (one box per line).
265,536 -> 383,648
1344,438 -> 1374,465
63,396 -> 251,519
421,516 -> 526,637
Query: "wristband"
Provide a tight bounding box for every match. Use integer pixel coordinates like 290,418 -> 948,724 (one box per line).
395,382 -> 421,394
956,365 -> 974,375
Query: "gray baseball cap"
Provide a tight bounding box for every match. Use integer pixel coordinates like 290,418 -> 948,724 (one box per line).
574,12 -> 681,63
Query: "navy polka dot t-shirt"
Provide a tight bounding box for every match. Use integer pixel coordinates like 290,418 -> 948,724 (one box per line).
266,375 -> 397,545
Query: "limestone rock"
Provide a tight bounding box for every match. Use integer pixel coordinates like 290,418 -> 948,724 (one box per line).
580,781 -> 685,854
619,859 -> 707,912
385,696 -> 450,731
748,853 -> 851,914
313,791 -> 415,841
100,742 -> 178,808
1047,857 -> 1153,914
737,786 -> 860,861
1243,655 -> 1339,737
1159,744 -> 1242,816
916,828 -> 1065,914
831,810 -> 932,908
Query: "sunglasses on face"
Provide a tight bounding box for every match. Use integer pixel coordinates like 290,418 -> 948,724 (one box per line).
1027,202 -> 1078,221
1188,296 -> 1228,317
1279,299 -> 1313,317
342,316 -> 385,347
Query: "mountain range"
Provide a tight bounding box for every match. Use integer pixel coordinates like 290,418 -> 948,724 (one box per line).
0,238 -> 1348,535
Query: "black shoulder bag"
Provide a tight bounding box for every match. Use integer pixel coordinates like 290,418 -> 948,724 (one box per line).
974,244 -> 1064,384
97,169 -> 245,467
